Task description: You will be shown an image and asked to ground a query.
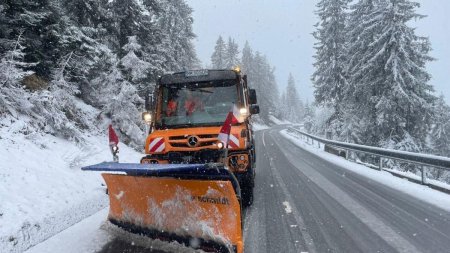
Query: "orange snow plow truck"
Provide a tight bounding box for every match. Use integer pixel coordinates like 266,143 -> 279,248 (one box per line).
82,69 -> 260,253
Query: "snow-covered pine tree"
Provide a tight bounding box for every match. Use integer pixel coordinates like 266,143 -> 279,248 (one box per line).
0,33 -> 88,141
429,96 -> 450,183
240,41 -> 280,120
0,0 -> 63,79
279,91 -> 288,120
0,34 -> 33,117
241,41 -> 254,75
60,0 -> 111,94
267,67 -> 281,118
250,52 -> 264,96
103,75 -> 144,148
312,0 -> 350,139
285,74 -> 303,123
224,37 -> 240,69
157,0 -> 199,72
211,36 -> 226,69
346,0 -> 379,79
88,48 -> 120,108
91,51 -> 144,147
0,2 -> 10,53
338,101 -> 366,143
303,101 -> 316,133
106,0 -> 156,56
250,52 -> 280,122
430,95 -> 450,158
0,0 -> 200,148
95,0 -> 166,94
249,52 -> 266,120
344,0 -> 380,144
353,0 -> 435,151
120,36 -> 152,93
63,0 -> 106,29
32,52 -> 84,141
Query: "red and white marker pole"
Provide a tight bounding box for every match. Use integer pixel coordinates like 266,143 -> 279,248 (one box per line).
108,124 -> 119,162
218,104 -> 242,163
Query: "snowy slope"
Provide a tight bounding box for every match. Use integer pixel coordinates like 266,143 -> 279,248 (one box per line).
0,117 -> 143,253
268,115 -> 291,125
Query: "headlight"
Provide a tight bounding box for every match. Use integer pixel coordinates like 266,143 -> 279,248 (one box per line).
240,107 -> 248,116
142,112 -> 152,124
217,142 -> 224,149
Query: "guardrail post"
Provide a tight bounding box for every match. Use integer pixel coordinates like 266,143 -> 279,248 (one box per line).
421,166 -> 427,185
379,157 -> 383,171
317,141 -> 320,149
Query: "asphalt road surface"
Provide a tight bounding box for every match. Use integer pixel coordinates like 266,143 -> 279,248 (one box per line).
95,126 -> 450,253
243,126 -> 450,253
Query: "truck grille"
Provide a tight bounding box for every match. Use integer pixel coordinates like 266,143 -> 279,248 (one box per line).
168,134 -> 219,148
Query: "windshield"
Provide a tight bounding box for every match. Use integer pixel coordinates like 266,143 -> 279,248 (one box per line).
157,80 -> 239,128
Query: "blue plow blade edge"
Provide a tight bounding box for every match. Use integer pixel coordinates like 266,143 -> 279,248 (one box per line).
81,162 -> 234,181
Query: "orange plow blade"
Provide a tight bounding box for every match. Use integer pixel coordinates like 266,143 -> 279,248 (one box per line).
82,163 -> 243,253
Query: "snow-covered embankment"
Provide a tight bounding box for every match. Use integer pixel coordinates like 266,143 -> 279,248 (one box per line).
0,118 -> 142,252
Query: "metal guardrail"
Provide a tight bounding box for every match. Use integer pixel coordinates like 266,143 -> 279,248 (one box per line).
288,127 -> 450,186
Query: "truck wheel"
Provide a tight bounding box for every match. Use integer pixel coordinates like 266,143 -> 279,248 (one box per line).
241,184 -> 254,207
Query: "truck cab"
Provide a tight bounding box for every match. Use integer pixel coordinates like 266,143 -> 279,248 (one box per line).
141,69 -> 259,206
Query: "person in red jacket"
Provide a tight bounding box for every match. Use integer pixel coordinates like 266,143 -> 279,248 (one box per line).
165,90 -> 179,117
184,90 -> 204,116
166,99 -> 178,116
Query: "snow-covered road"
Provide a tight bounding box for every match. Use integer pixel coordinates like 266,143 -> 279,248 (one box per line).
25,126 -> 450,253
244,126 -> 450,253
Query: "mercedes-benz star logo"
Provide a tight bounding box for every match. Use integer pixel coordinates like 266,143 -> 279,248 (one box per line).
187,136 -> 199,147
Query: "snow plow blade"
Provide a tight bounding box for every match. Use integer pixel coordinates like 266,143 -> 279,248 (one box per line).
82,162 -> 243,253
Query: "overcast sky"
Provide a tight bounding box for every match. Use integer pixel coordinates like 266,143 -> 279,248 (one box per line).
186,0 -> 450,103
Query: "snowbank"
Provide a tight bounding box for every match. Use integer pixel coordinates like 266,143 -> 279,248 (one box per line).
0,118 -> 143,252
280,129 -> 450,213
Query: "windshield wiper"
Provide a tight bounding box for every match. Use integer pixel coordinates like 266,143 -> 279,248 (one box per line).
197,88 -> 214,93
186,88 -> 213,93
161,123 -> 197,129
159,122 -> 224,129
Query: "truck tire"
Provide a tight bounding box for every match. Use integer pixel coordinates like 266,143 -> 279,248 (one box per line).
241,169 -> 255,208
241,184 -> 254,207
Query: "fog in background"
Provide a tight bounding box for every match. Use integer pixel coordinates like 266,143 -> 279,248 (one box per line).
187,0 -> 450,103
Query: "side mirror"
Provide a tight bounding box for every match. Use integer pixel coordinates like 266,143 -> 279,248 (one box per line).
143,90 -> 155,126
250,104 -> 260,115
249,89 -> 257,105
